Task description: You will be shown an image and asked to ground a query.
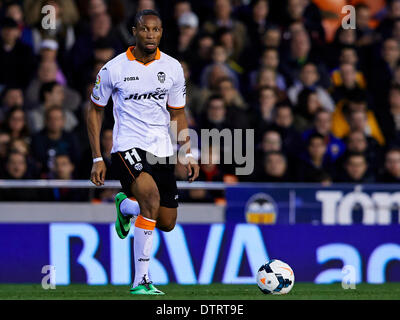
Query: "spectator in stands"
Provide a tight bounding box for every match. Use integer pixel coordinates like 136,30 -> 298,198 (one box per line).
176,11 -> 199,58
28,81 -> 78,133
280,29 -> 330,88
377,0 -> 400,39
296,133 -> 334,182
293,88 -> 323,132
200,62 -> 239,92
354,3 -> 379,47
199,94 -> 228,131
24,0 -> 79,55
243,0 -> 271,51
260,129 -> 282,153
370,38 -> 400,104
255,86 -> 278,130
8,137 -> 39,178
202,0 -> 248,61
0,17 -> 36,90
327,27 -> 357,69
260,25 -> 281,49
4,1 -> 33,48
336,152 -> 374,183
39,39 -> 67,85
0,151 -> 49,201
253,67 -> 287,102
50,154 -> 89,201
162,0 -> 192,53
378,148 -> 400,183
189,33 -> 214,84
287,62 -> 335,111
211,43 -> 242,78
256,151 -> 289,182
332,90 -> 385,145
31,106 -> 80,176
0,87 -> 24,122
3,151 -> 30,179
1,107 -> 30,142
378,84 -> 400,146
25,60 -> 81,111
336,130 -> 381,178
0,131 -> 11,176
270,102 -> 303,157
249,48 -> 286,93
330,62 -> 366,103
217,77 -> 247,111
303,109 -> 345,162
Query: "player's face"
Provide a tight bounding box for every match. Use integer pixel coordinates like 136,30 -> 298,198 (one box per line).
133,15 -> 163,54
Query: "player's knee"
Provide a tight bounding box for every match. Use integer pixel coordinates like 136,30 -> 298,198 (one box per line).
140,191 -> 160,219
158,220 -> 176,232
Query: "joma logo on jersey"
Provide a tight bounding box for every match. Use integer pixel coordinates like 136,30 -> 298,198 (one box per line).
124,91 -> 166,101
124,76 -> 139,81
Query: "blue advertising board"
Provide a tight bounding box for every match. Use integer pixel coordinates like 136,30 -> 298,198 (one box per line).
225,183 -> 400,224
0,223 -> 399,284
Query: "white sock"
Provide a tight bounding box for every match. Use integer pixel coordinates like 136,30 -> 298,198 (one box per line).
120,198 -> 140,217
133,215 -> 156,287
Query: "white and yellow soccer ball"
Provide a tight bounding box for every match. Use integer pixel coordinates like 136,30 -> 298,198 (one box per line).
256,259 -> 295,295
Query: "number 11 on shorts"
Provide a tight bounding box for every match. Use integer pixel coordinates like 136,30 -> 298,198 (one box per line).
124,148 -> 142,165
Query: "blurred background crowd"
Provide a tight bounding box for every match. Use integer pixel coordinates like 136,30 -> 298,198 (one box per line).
1,0 -> 400,203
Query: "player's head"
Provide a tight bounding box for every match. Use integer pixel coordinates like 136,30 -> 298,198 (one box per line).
133,9 -> 163,54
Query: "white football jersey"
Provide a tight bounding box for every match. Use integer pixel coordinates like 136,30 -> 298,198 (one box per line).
91,46 -> 186,157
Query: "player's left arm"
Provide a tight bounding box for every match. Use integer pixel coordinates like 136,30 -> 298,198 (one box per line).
168,107 -> 199,182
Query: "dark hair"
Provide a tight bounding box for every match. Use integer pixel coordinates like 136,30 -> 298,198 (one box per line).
206,94 -> 225,107
134,10 -> 162,27
275,100 -> 293,110
6,149 -> 26,163
45,105 -> 65,122
3,107 -> 30,138
313,108 -> 331,121
0,17 -> 18,29
307,132 -> 325,146
345,151 -> 367,163
217,76 -> 235,87
355,3 -> 369,11
297,87 -> 320,118
264,150 -> 286,162
39,81 -> 59,103
1,86 -> 22,102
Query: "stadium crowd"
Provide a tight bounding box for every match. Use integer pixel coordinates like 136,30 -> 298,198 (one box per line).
1,0 -> 400,202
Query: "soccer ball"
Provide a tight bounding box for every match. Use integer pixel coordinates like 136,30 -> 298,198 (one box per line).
256,259 -> 295,295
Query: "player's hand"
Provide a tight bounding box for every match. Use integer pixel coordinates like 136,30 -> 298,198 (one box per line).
90,161 -> 107,186
186,156 -> 199,183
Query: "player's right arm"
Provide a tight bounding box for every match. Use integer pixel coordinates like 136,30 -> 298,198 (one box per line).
87,101 -> 106,186
87,66 -> 113,186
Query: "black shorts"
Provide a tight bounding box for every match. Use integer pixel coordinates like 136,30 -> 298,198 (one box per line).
111,147 -> 178,208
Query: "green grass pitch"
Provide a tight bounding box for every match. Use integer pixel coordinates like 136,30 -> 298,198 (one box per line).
0,283 -> 400,300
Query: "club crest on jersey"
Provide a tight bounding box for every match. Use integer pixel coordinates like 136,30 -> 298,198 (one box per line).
157,71 -> 166,83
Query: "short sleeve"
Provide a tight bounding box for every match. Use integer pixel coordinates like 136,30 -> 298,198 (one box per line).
91,66 -> 113,107
167,63 -> 186,109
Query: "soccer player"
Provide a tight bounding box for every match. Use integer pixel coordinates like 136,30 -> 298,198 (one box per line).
87,10 -> 199,295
